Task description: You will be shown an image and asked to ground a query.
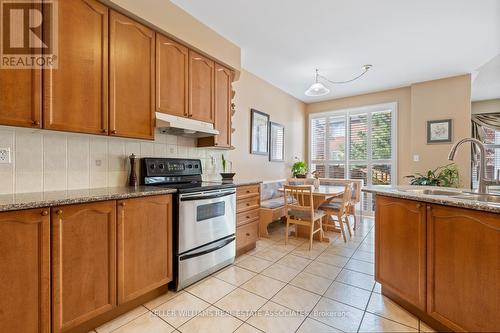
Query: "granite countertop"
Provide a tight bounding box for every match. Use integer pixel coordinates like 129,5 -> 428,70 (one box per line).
222,180 -> 262,187
0,186 -> 177,212
363,185 -> 500,214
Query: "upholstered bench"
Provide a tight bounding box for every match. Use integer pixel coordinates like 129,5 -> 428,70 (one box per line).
259,179 -> 293,237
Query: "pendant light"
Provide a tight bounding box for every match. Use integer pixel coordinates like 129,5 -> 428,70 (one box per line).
305,65 -> 372,97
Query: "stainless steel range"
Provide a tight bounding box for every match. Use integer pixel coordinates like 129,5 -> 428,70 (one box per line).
140,158 -> 236,290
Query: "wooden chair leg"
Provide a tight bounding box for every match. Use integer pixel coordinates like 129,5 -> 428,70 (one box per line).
285,219 -> 289,245
352,212 -> 357,230
337,213 -> 347,242
345,215 -> 353,238
318,218 -> 323,242
309,222 -> 314,250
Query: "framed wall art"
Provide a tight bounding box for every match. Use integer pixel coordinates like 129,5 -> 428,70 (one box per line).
427,119 -> 452,143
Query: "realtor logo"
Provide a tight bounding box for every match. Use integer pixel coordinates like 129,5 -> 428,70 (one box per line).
1,0 -> 58,68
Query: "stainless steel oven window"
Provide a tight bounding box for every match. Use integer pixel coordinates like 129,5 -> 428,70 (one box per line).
196,201 -> 226,222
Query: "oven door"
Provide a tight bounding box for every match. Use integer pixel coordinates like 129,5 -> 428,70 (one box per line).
178,189 -> 236,254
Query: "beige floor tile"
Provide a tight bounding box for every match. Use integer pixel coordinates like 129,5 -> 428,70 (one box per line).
335,269 -> 375,291
178,306 -> 243,333
253,247 -> 288,262
324,246 -> 356,258
240,274 -> 286,299
236,256 -> 273,273
373,282 -> 382,294
215,288 -> 267,320
419,320 -> 436,332
143,291 -> 183,310
311,297 -> 364,332
235,253 -> 250,264
357,242 -> 375,253
324,281 -> 371,310
345,258 -> 375,275
215,265 -> 256,286
273,237 -> 306,247
290,271 -> 333,295
255,238 -> 275,249
304,261 -> 342,280
359,312 -> 417,332
247,301 -> 306,333
276,254 -> 312,270
296,317 -> 342,332
152,292 -> 210,328
315,252 -> 350,267
271,285 -> 321,312
186,276 -> 236,303
269,243 -> 298,253
234,323 -> 263,333
331,238 -> 361,249
112,312 -> 174,333
261,263 -> 301,283
352,250 -> 375,263
291,246 -> 325,260
366,293 -> 419,329
96,306 -> 148,333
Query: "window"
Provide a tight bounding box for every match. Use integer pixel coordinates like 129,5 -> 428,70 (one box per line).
472,126 -> 500,190
309,103 -> 397,213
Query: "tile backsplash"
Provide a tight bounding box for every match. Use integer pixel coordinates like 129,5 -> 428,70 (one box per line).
0,125 -> 227,194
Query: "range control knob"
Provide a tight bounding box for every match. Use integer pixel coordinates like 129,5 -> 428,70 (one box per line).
159,163 -> 165,169
149,164 -> 155,169
187,164 -> 193,169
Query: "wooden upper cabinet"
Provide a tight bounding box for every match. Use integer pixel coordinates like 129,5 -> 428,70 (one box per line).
189,50 -> 214,123
43,0 -> 108,135
375,195 -> 427,311
110,11 -> 155,140
0,209 -> 50,333
51,201 -> 116,333
156,34 -> 188,117
0,69 -> 41,128
117,195 -> 173,304
426,205 -> 500,332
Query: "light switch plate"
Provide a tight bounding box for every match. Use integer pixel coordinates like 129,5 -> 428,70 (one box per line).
413,154 -> 420,162
0,148 -> 11,164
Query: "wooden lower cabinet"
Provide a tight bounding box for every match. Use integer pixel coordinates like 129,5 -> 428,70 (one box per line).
0,208 -> 50,333
51,201 -> 117,333
426,204 -> 500,332
117,195 -> 173,304
236,184 -> 261,256
375,196 -> 426,310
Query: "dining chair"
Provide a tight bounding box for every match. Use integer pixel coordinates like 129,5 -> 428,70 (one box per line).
287,178 -> 314,185
283,185 -> 325,250
319,178 -> 363,230
318,183 -> 353,242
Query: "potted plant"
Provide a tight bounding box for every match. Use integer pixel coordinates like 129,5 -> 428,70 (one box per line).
220,154 -> 235,181
291,159 -> 308,178
406,163 -> 460,187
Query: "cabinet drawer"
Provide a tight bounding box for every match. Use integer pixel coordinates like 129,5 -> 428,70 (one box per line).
237,208 -> 260,227
237,185 -> 260,199
237,196 -> 260,213
236,221 -> 259,250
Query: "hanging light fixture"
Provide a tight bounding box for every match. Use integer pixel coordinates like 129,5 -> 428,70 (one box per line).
305,65 -> 372,97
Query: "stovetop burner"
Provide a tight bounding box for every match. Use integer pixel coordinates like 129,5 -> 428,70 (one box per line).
140,157 -> 235,193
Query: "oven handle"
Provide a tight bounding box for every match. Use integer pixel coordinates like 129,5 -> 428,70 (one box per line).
180,191 -> 235,201
179,237 -> 235,261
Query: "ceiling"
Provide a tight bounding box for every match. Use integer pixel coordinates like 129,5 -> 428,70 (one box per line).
171,0 -> 500,103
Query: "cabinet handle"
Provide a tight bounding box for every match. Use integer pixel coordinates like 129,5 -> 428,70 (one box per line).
41,210 -> 49,216
246,190 -> 251,193
111,130 -> 116,134
33,120 -> 40,126
246,233 -> 250,236
246,216 -> 250,219
56,209 -> 63,217
119,202 -> 126,207
246,203 -> 250,206
416,203 -> 422,209
101,128 -> 107,133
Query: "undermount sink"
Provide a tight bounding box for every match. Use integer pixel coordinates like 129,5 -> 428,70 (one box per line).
401,188 -> 464,196
452,194 -> 500,204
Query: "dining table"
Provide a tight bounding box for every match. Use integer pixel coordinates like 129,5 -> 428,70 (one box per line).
279,185 -> 345,242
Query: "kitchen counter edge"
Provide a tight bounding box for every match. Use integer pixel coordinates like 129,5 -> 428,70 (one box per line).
363,186 -> 500,214
0,186 -> 177,212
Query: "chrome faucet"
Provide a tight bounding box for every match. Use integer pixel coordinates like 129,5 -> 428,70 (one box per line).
448,138 -> 498,193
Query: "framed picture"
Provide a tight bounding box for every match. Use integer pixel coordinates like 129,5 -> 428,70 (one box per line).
269,122 -> 285,162
250,109 -> 270,155
427,119 -> 452,143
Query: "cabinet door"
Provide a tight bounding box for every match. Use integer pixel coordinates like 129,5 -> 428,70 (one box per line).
110,11 -> 155,140
189,50 -> 214,123
156,34 -> 188,117
0,69 -> 41,128
214,63 -> 233,147
375,195 -> 426,310
117,195 -> 172,304
51,201 -> 116,333
43,0 -> 108,135
0,209 -> 50,333
427,205 -> 500,332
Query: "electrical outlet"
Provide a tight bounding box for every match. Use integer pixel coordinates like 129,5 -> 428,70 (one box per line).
0,148 -> 11,164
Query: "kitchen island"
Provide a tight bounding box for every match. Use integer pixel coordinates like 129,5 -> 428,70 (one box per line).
363,186 -> 499,332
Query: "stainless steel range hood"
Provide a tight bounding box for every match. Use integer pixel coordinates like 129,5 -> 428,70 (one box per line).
155,112 -> 219,138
